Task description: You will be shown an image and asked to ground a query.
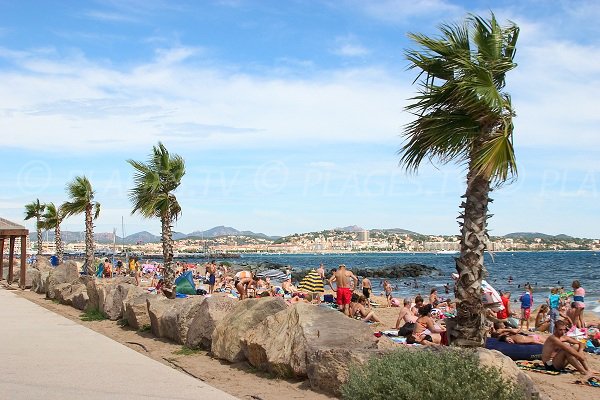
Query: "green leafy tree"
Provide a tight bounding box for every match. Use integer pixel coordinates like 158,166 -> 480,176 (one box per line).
399,13 -> 519,346
24,199 -> 46,256
41,202 -> 65,264
62,176 -> 101,274
128,142 -> 185,298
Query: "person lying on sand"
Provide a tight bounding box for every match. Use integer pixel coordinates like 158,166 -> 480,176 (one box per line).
542,320 -> 597,378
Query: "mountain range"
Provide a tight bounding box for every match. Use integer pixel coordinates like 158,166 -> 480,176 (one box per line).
29,226 -> 577,244
30,226 -> 278,244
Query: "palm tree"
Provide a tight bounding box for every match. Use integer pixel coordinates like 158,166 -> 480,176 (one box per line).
24,199 -> 46,256
128,142 -> 185,298
41,203 -> 65,265
62,176 -> 101,275
399,13 -> 519,346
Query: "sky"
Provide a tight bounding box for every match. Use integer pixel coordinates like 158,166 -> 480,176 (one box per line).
1,0 -> 599,238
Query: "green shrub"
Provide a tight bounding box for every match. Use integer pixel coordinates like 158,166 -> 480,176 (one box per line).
80,308 -> 107,321
138,324 -> 151,332
341,348 -> 527,400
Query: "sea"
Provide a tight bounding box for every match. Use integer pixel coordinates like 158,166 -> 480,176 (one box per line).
200,251 -> 600,313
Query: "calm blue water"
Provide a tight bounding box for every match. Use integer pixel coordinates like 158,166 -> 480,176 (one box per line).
206,251 -> 600,310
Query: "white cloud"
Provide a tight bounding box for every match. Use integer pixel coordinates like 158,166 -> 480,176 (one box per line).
0,46 -> 409,153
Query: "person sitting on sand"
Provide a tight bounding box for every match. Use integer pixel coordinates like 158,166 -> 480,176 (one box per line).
542,320 -> 595,377
407,304 -> 445,345
535,304 -> 550,332
155,279 -> 164,295
328,264 -> 358,316
349,294 -> 380,323
395,298 -> 418,336
429,288 -> 439,307
234,271 -> 255,300
411,295 -> 424,316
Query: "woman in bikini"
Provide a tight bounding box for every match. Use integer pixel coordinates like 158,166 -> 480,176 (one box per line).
407,304 -> 445,344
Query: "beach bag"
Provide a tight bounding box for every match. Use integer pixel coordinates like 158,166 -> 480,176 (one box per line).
323,294 -> 335,303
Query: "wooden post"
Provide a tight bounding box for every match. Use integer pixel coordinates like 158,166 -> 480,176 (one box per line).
20,235 -> 27,289
0,238 -> 4,280
8,236 -> 15,284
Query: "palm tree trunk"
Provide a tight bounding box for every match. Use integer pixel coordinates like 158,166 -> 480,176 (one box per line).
85,204 -> 95,275
161,210 -> 176,299
36,215 -> 43,256
447,162 -> 491,347
55,224 -> 63,265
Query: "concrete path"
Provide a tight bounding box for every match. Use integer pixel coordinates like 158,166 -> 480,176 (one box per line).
0,286 -> 237,399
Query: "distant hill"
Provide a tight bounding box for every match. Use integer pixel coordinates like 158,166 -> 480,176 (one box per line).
338,225 -> 365,232
32,226 -> 279,244
502,232 -> 574,240
373,228 -> 423,236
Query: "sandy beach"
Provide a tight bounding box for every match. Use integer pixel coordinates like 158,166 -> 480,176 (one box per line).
9,283 -> 600,400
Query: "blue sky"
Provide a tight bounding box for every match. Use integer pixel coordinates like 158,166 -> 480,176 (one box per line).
1,0 -> 599,238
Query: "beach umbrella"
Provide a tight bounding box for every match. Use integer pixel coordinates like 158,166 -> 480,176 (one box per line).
298,270 -> 324,293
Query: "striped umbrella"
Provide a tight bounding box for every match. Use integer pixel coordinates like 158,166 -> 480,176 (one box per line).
298,270 -> 324,293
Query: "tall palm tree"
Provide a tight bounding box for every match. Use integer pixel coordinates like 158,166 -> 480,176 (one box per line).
399,14 -> 519,346
41,202 -> 65,265
62,176 -> 101,275
24,199 -> 46,256
128,142 -> 185,298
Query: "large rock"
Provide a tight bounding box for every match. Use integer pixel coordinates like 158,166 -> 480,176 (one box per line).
53,282 -> 89,310
33,257 -> 52,270
243,303 -> 393,378
186,294 -> 237,349
147,296 -> 180,338
45,261 -> 80,299
476,348 -> 550,400
31,269 -> 52,293
7,267 -> 37,288
100,283 -> 139,320
124,293 -> 153,330
306,347 -> 392,396
160,296 -> 206,344
85,277 -> 136,313
211,297 -> 287,362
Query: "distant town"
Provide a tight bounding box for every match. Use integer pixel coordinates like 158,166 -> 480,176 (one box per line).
24,226 -> 600,256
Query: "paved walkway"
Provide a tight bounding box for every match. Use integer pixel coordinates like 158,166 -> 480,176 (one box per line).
0,286 -> 237,399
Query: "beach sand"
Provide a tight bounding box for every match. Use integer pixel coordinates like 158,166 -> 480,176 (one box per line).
13,287 -> 600,400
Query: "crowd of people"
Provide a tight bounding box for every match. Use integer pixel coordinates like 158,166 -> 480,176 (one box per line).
94,258 -> 598,379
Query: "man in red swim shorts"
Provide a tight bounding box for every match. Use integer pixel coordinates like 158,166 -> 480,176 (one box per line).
328,264 -> 358,316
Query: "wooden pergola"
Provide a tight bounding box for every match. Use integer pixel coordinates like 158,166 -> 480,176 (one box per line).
0,217 -> 29,288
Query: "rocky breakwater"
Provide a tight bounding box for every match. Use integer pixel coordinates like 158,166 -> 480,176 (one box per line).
352,263 -> 441,278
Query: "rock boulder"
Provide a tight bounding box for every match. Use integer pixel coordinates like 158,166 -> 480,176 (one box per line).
160,296 -> 206,344
243,303 -> 393,378
124,293 -> 153,330
186,294 -> 237,349
211,297 -> 287,362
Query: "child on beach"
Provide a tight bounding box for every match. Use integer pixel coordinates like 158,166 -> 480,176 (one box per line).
383,280 -> 392,307
519,285 -> 533,331
547,287 -> 561,334
572,280 -> 586,328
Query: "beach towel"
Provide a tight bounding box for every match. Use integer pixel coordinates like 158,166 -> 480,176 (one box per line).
516,361 -> 562,375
